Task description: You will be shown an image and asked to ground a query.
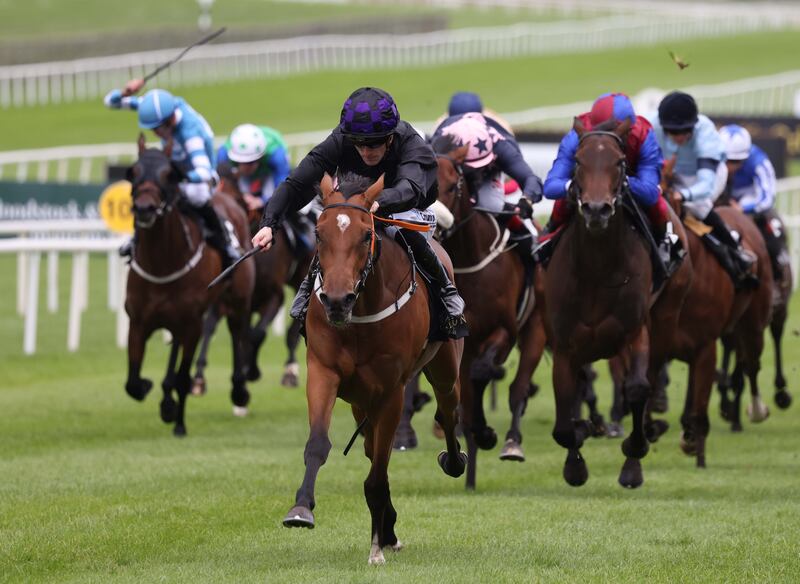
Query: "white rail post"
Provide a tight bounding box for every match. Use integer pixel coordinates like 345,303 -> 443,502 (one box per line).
107,251 -> 119,310
79,252 -> 89,312
116,264 -> 129,349
67,252 -> 86,352
23,252 -> 41,355
17,250 -> 28,315
47,251 -> 58,313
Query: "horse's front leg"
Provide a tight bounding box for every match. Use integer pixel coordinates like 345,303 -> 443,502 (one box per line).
717,335 -> 734,422
771,304 -> 791,408
680,341 -> 715,468
283,356 -> 338,529
281,318 -> 304,388
619,326 -> 651,489
192,306 -> 221,396
393,375 -> 420,451
247,295 -> 280,383
159,340 -> 180,425
172,322 -> 202,437
552,351 -> 588,487
125,319 -> 153,401
226,307 -> 251,417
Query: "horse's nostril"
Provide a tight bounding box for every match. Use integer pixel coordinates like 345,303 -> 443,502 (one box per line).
344,293 -> 357,306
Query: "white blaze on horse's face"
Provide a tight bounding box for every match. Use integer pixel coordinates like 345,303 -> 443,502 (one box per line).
337,214 -> 351,234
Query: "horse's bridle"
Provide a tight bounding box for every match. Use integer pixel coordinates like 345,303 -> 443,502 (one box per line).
573,131 -> 628,209
435,153 -> 474,241
316,202 -> 377,296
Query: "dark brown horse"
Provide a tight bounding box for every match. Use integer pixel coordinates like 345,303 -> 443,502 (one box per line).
124,136 -> 255,435
191,164 -> 314,398
431,136 -> 539,489
544,119 -> 691,488
282,174 -> 466,565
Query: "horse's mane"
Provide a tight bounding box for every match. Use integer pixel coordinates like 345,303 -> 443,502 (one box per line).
431,133 -> 460,155
337,172 -> 374,199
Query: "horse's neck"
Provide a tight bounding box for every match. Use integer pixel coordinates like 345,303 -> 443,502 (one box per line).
572,212 -> 629,273
355,234 -> 410,313
445,191 -> 495,264
135,209 -> 201,270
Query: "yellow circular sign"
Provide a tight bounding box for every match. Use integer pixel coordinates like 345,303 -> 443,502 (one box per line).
99,180 -> 134,234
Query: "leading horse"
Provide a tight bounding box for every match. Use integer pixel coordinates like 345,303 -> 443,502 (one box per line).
124,136 -> 255,435
282,174 -> 466,565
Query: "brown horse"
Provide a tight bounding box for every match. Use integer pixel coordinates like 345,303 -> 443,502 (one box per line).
544,119 -> 691,488
655,162 -> 771,465
282,174 -> 466,565
431,135 -> 539,489
124,136 -> 255,435
191,164 -> 314,397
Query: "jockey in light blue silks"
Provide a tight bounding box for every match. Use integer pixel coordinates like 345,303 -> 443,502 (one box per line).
720,124 -> 785,281
104,78 -> 240,267
648,91 -> 756,288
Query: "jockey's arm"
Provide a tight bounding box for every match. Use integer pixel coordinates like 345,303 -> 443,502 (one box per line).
183,135 -> 214,184
258,134 -> 337,231
493,140 -> 543,202
739,158 -> 776,214
103,89 -> 140,111
543,131 -> 579,200
626,130 -> 662,206
378,134 -> 436,215
678,159 -> 719,202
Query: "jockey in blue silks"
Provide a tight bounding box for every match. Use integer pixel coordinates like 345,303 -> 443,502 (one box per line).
104,78 -> 240,267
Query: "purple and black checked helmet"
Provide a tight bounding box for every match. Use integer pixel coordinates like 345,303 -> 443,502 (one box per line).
339,87 -> 400,140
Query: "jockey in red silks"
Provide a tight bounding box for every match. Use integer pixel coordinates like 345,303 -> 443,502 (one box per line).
540,92 -> 678,270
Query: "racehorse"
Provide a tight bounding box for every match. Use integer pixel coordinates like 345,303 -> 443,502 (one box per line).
191,164 -> 313,397
124,135 -> 255,435
282,173 -> 466,565
543,119 -> 691,488
431,135 -> 539,489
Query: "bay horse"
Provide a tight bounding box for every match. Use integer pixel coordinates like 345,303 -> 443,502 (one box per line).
655,160 -> 771,465
431,135 -> 540,489
124,135 -> 255,435
282,173 -> 466,565
544,119 -> 691,487
192,163 -> 314,397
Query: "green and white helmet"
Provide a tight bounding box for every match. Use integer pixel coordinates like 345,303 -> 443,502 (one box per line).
228,124 -> 267,163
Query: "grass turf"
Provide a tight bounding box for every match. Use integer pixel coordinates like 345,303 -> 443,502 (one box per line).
0,254 -> 799,582
4,28 -> 800,152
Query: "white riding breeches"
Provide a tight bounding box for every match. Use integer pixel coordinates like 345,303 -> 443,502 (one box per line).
477,177 -> 505,213
180,181 -> 213,206
389,208 -> 438,241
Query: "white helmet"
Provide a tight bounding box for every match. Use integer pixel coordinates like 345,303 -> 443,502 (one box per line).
719,124 -> 752,161
228,124 -> 268,163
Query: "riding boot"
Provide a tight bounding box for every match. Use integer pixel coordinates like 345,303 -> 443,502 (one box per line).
703,209 -> 758,289
119,234 -> 137,263
197,202 -> 241,270
290,258 -> 318,322
534,197 -> 574,266
397,229 -> 468,339
755,213 -> 784,281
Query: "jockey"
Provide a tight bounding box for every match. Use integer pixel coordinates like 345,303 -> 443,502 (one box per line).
433,112 -> 544,251
251,87 -> 468,339
541,92 -> 678,272
104,78 -> 240,268
649,91 -> 756,288
720,124 -> 783,280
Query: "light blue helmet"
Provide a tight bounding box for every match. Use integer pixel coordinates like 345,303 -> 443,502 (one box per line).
137,89 -> 177,129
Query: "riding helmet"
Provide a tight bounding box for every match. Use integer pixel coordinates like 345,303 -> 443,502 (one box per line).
137,89 -> 177,129
658,91 -> 699,131
339,87 -> 400,140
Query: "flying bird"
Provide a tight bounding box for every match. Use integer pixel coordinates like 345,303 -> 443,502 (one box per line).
669,50 -> 690,70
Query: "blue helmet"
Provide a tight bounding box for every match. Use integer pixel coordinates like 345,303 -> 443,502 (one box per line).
448,91 -> 483,116
137,89 -> 177,129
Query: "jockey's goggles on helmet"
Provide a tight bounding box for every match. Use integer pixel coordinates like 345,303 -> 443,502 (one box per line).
350,135 -> 391,148
665,128 -> 693,136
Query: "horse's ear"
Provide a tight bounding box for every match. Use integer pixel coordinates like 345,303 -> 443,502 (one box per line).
320,173 -> 335,200
615,118 -> 632,138
573,117 -> 586,137
364,174 -> 385,205
137,133 -> 146,154
163,135 -> 174,159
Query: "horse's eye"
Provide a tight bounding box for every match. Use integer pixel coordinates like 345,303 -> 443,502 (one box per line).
315,231 -> 321,244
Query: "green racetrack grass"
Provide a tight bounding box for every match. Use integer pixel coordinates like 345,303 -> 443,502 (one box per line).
1,254 -> 799,582
4,28 -> 800,152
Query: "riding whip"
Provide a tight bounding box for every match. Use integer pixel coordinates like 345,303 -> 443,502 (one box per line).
142,27 -> 227,84
207,244 -> 262,289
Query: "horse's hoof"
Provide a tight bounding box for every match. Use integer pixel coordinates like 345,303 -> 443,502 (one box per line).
528,382 -> 539,398
190,376 -> 206,397
159,397 -> 177,424
606,422 -> 625,439
499,439 -> 525,462
280,363 -> 300,388
173,424 -> 187,438
283,506 -> 314,529
232,405 -> 249,418
645,419 -> 669,443
775,389 -> 792,410
589,414 -> 607,438
679,431 -> 696,456
563,450 -> 588,487
384,539 -> 403,552
731,421 -> 743,432
618,457 -> 644,489
747,401 -> 770,423
393,425 -> 418,451
125,378 -> 153,402
245,365 -> 261,383
368,545 -> 385,566
474,426 -> 498,450
438,450 -> 468,478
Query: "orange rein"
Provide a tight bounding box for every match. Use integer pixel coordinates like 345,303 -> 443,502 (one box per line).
372,215 -> 432,232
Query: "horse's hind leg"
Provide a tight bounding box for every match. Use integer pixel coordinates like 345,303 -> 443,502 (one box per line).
552,352 -> 589,487
742,331 -> 769,424
192,306 -> 221,396
579,364 -> 606,438
771,306 -> 792,409
618,327 -> 651,489
717,336 -> 735,422
607,356 -> 627,438
172,325 -> 202,437
393,375 -> 420,451
159,340 -> 180,425
283,359 -> 338,529
247,296 -> 281,383
125,320 -> 153,402
424,341 -> 467,479
281,318 -> 303,388
227,308 -> 251,417
680,342 -> 715,468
